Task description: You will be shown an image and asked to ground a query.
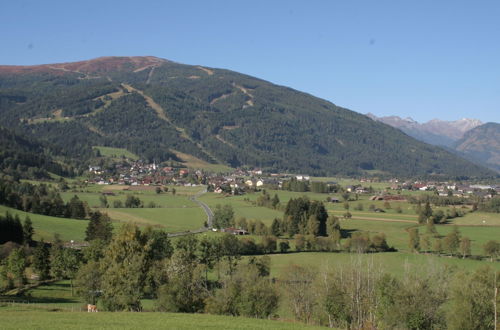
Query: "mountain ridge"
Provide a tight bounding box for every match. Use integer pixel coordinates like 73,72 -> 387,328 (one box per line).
366,113 -> 483,146
0,56 -> 496,178
454,122 -> 500,172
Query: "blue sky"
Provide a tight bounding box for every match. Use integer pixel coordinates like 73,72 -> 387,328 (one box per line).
1,0 -> 499,123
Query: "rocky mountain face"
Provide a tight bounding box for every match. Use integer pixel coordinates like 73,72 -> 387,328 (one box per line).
0,56 -> 496,178
366,113 -> 482,147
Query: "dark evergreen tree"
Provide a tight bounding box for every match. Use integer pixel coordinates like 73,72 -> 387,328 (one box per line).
22,216 -> 34,245
32,240 -> 50,280
85,211 -> 113,242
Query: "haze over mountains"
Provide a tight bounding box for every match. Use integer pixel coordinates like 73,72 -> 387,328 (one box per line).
0,56 -> 496,178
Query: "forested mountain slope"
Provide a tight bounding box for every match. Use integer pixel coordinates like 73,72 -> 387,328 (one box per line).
0,127 -> 74,179
0,56 -> 496,178
454,123 -> 500,173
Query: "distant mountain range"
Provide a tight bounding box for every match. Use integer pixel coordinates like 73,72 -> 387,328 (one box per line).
366,114 -> 483,147
0,56 -> 496,178
367,114 -> 499,173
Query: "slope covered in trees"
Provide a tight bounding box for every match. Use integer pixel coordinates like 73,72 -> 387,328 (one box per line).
454,122 -> 500,173
0,56 -> 496,178
0,127 -> 74,179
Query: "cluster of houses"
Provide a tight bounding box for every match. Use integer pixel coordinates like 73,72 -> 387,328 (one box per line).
88,161 -> 201,186
87,161 -> 499,200
388,180 -> 499,198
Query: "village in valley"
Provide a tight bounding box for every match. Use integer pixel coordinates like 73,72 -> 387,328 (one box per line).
87,159 -> 500,199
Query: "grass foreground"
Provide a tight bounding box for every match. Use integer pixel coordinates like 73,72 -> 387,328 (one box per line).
0,304 -> 320,330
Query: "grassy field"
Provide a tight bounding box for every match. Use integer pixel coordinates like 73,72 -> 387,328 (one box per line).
450,211 -> 500,226
171,149 -> 233,173
59,184 -> 207,233
104,207 -> 206,232
199,193 -> 282,226
199,188 -> 499,257
0,205 -> 87,242
60,191 -> 199,209
0,306 -> 320,329
92,146 -> 139,160
267,251 -> 500,278
0,279 -> 318,330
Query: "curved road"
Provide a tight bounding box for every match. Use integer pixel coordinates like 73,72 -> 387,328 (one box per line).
190,187 -> 214,228
168,187 -> 213,237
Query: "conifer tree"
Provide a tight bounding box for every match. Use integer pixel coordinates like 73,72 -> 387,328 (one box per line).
33,240 -> 50,280
22,216 -> 33,245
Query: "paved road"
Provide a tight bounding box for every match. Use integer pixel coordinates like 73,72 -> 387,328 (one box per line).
168,187 -> 213,237
189,188 -> 214,228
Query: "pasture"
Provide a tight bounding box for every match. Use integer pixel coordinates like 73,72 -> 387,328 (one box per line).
0,306 -> 320,329
104,207 -> 205,232
0,279 -> 318,330
0,205 -> 87,242
200,187 -> 499,255
60,184 -> 207,233
267,251 -> 500,278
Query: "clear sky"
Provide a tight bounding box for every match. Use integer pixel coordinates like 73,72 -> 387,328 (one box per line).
1,0 -> 499,123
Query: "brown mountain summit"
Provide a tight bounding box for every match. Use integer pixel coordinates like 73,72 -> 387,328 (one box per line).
0,56 -> 168,75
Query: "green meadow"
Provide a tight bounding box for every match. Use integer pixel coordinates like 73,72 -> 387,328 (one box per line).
267,251 -> 500,278
0,279 -> 318,330
60,184 -> 207,233
0,306 -> 320,330
0,205 -> 87,242
104,207 -> 205,232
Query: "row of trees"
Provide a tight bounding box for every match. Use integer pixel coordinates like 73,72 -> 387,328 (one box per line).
0,178 -> 90,219
408,193 -> 500,214
0,236 -> 80,291
408,226 -> 500,260
0,212 -> 33,245
281,260 -> 499,329
0,210 -> 113,291
255,190 -> 280,210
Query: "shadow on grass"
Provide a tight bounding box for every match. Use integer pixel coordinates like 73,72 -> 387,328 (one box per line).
0,281 -> 80,305
0,295 -> 80,304
340,228 -> 356,238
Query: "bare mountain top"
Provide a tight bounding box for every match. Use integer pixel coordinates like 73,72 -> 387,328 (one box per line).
0,56 -> 168,75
